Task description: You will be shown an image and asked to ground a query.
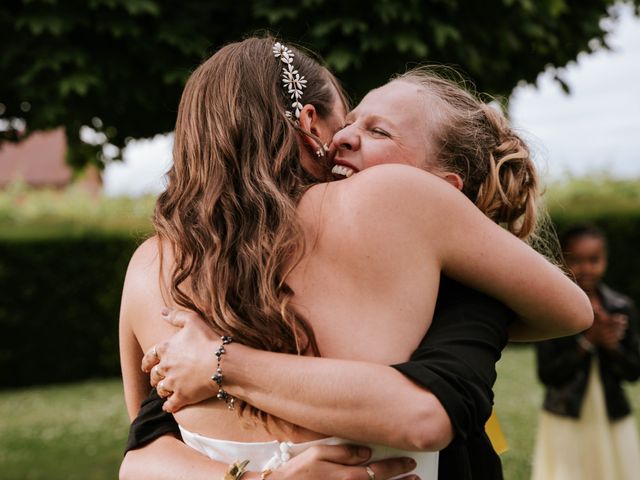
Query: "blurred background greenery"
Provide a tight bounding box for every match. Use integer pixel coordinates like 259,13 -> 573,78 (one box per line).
2,0 -> 640,478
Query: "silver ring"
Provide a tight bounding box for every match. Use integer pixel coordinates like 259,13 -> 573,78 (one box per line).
365,466 -> 375,480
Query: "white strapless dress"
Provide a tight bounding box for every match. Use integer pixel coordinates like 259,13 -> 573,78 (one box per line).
180,426 -> 438,479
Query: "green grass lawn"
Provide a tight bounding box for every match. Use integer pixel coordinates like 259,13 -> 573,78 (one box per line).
0,379 -> 130,480
1,346 -> 639,479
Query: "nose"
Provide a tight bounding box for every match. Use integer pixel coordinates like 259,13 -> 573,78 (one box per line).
333,123 -> 360,152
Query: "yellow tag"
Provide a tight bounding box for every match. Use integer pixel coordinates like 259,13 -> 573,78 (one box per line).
485,410 -> 508,454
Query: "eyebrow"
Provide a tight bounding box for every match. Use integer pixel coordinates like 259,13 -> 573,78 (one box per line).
345,112 -> 392,126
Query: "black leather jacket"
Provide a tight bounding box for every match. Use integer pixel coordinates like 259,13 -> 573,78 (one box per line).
536,283 -> 640,420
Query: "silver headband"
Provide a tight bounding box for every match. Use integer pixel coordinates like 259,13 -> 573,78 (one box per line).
272,42 -> 307,119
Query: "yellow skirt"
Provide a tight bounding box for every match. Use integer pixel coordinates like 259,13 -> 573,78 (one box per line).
531,358 -> 640,480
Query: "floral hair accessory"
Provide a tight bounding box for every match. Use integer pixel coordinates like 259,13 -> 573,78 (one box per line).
272,42 -> 307,119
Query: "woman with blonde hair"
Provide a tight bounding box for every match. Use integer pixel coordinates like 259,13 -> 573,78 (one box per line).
119,37 -> 591,480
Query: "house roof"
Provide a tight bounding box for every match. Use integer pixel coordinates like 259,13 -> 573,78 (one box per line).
0,128 -> 71,188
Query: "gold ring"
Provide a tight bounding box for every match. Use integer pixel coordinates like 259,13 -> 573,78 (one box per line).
157,381 -> 172,396
365,465 -> 375,480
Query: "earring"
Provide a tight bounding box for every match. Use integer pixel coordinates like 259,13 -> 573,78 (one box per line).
314,143 -> 330,158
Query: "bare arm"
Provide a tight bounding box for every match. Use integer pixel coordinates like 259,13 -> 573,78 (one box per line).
120,435 -> 417,480
119,237 -> 181,419
121,436 -> 227,480
338,164 -> 592,338
148,312 -> 451,451
228,347 -> 452,451
119,246 -> 155,419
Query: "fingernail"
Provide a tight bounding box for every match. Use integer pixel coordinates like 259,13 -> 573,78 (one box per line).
357,447 -> 370,458
161,307 -> 171,316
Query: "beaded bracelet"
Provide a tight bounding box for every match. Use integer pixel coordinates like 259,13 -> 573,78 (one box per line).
212,335 -> 235,410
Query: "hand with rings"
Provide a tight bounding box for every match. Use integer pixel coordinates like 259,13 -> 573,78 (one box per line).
268,444 -> 419,480
157,380 -> 173,398
140,308 -> 223,411
149,364 -> 173,398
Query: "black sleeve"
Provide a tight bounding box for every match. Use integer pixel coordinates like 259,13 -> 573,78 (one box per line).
536,335 -> 589,387
536,299 -> 640,386
392,277 -> 512,440
124,388 -> 181,454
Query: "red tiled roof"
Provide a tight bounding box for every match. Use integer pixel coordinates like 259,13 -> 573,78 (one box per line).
0,128 -> 71,188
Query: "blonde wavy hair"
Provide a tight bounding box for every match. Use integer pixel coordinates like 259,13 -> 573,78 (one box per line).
154,37 -> 346,363
397,67 -> 541,240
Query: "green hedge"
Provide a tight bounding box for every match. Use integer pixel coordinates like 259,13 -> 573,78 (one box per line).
0,235 -> 141,387
1,208 -> 639,388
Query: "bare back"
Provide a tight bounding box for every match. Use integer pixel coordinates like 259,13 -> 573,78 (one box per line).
123,171 -> 441,443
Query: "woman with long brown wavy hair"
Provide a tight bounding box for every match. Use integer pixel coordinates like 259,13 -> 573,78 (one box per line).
119,36 -> 591,479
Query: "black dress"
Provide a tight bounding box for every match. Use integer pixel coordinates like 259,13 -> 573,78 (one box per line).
126,275 -> 513,480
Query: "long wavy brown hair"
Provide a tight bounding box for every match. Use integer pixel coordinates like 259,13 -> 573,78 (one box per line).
154,37 -> 345,362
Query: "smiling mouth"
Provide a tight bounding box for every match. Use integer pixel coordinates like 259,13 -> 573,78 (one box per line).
331,164 -> 356,178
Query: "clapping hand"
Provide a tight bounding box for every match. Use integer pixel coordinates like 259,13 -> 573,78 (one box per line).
584,306 -> 628,351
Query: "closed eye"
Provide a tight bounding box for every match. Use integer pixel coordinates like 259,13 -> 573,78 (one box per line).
371,128 -> 390,137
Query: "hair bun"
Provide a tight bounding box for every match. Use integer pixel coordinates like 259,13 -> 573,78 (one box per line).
397,68 -> 542,241
476,104 -> 539,239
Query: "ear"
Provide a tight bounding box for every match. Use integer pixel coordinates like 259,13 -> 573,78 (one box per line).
298,104 -> 319,137
440,172 -> 464,191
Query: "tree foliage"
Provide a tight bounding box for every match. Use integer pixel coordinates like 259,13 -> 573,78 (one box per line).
1,0 -> 638,168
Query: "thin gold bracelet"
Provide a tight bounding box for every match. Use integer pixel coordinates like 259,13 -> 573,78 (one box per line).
223,460 -> 250,480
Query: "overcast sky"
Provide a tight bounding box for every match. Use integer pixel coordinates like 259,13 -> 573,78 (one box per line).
103,4 -> 640,196
509,2 -> 640,180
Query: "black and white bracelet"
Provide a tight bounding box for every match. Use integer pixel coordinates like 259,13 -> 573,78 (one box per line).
212,335 -> 235,410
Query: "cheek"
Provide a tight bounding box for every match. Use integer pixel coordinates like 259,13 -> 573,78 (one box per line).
594,259 -> 607,273
362,145 -> 417,169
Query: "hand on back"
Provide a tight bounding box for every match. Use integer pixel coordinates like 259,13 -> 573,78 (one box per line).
584,306 -> 628,351
141,309 -> 220,412
265,444 -> 419,480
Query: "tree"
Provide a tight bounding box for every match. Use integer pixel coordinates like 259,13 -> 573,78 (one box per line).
1,0 -> 638,168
